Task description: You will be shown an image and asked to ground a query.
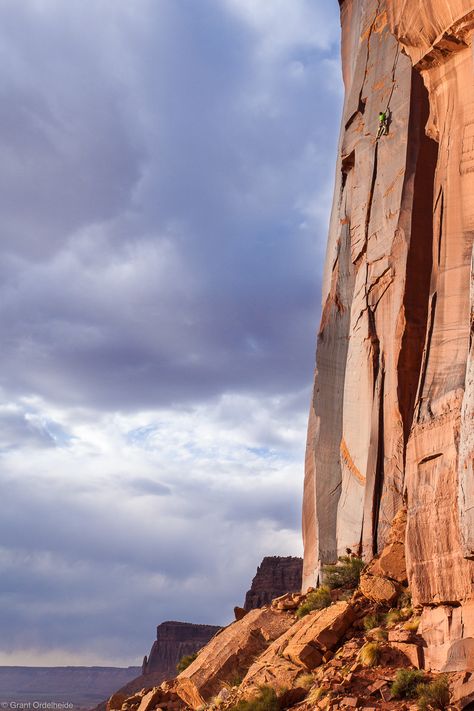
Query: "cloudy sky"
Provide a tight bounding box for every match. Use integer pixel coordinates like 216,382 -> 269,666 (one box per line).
0,0 -> 342,666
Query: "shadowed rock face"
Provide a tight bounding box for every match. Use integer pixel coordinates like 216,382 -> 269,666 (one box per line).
244,557 -> 303,611
303,0 -> 474,671
143,622 -> 221,678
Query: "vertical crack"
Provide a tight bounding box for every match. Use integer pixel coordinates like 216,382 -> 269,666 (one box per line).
397,70 -> 439,449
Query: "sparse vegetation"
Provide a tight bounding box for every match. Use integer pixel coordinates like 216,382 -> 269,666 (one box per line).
404,616 -> 421,632
390,669 -> 426,699
358,641 -> 381,668
384,608 -> 402,628
296,586 -> 332,618
363,613 -> 381,630
306,686 -> 328,704
416,675 -> 450,710
295,673 -> 314,690
322,555 -> 365,589
176,652 -> 198,673
229,686 -> 280,711
398,590 -> 412,609
370,626 -> 388,641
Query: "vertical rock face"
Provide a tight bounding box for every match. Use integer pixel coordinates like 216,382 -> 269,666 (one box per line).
303,0 -> 474,670
143,622 -> 221,679
244,557 -> 303,611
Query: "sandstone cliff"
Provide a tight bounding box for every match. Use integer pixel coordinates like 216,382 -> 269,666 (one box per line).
243,557 -> 303,611
303,0 -> 474,674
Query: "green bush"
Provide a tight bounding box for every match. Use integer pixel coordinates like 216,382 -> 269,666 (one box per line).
390,669 -> 426,699
322,556 -> 364,589
176,652 -> 198,673
229,686 -> 280,711
416,675 -> 450,710
296,586 -> 332,618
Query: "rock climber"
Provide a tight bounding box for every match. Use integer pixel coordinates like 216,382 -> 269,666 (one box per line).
376,110 -> 389,139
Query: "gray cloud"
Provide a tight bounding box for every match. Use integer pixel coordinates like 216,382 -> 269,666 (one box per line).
0,0 -> 342,665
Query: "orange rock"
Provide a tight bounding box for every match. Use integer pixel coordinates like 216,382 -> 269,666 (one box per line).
177,607 -> 293,700
366,509 -> 407,584
282,602 -> 356,670
359,574 -> 399,605
240,625 -> 309,693
419,603 -> 474,672
234,606 -> 247,621
451,674 -> 474,707
171,678 -> 205,709
106,692 -> 126,711
301,0 -> 474,664
136,689 -> 162,711
389,642 -> 423,669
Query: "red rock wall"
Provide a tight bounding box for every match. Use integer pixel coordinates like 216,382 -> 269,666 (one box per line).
303,0 -> 474,670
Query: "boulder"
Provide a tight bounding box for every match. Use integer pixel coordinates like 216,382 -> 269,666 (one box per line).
177,607 -> 294,700
282,602 -> 356,670
234,607 -> 247,621
107,693 -> 126,711
388,642 -> 423,669
136,689 -> 162,711
359,574 -> 399,605
366,509 -> 407,584
170,678 -> 205,709
387,629 -> 415,643
240,625 -> 306,693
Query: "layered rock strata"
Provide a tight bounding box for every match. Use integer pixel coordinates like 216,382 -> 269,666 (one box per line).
303,0 -> 474,672
243,557 -> 303,611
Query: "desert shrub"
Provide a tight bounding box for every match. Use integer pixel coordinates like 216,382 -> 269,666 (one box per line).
404,616 -> 421,632
391,669 -> 426,699
373,627 -> 388,641
398,590 -> 412,609
306,687 -> 328,704
363,613 -> 381,631
229,686 -> 280,711
296,586 -> 332,618
176,652 -> 198,673
384,608 -> 402,628
322,556 -> 365,589
358,642 -> 381,668
295,673 -> 314,690
416,675 -> 450,710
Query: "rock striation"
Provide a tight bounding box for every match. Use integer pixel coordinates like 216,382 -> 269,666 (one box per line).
303,0 -> 474,673
243,557 -> 303,611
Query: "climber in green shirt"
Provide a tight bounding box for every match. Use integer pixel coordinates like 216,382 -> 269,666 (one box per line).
377,110 -> 389,139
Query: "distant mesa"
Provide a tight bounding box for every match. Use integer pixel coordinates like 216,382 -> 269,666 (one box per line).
142,621 -> 222,678
243,556 -> 303,611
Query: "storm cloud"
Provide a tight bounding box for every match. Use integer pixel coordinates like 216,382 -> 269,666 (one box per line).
0,0 -> 342,665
